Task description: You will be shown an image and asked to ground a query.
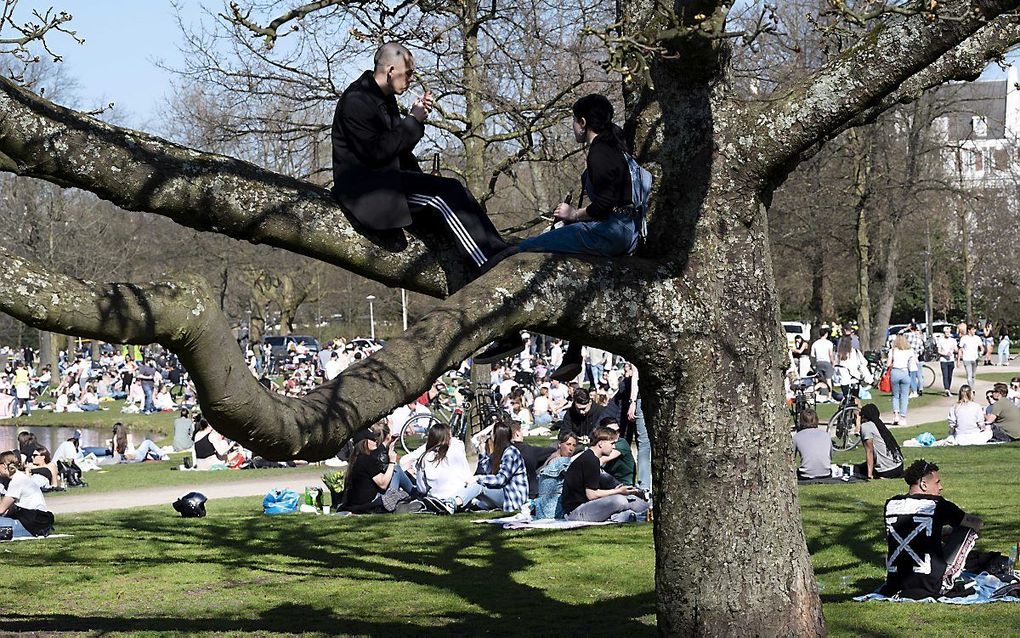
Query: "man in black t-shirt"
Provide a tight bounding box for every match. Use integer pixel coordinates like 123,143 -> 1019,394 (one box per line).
561,426 -> 647,522
879,459 -> 983,599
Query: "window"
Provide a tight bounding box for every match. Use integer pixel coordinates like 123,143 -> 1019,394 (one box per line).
972,115 -> 988,137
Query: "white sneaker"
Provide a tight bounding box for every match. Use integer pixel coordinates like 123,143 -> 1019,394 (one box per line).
908,392 -> 919,398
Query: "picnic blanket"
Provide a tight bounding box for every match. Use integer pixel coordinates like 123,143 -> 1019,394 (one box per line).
473,514 -> 615,530
855,572 -> 1020,605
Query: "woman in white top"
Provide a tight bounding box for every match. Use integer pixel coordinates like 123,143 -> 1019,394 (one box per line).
833,336 -> 874,398
945,385 -> 992,445
886,334 -> 916,426
403,423 -> 472,500
0,450 -> 53,539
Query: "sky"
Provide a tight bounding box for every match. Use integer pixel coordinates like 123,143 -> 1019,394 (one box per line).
10,1 -> 1019,131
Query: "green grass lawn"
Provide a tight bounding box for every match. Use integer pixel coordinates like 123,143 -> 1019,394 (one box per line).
3,430 -> 1019,637
976,371 -> 1020,384
8,399 -> 177,433
43,456 -> 327,496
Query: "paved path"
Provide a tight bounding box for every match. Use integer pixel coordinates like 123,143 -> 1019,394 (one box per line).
876,357 -> 1019,428
44,467 -> 330,515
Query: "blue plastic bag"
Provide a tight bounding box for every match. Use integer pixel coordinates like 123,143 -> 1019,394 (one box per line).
917,432 -> 936,447
263,488 -> 300,515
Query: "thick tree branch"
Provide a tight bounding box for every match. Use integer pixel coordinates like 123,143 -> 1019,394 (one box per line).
0,75 -> 469,298
0,247 -> 687,458
823,12 -> 1020,144
750,0 -> 1020,177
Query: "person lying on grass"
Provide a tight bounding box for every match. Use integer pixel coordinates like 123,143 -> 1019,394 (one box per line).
879,459 -> 982,599
0,450 -> 55,540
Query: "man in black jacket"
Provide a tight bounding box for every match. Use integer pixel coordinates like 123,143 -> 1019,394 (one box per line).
332,42 -> 510,272
559,388 -> 604,439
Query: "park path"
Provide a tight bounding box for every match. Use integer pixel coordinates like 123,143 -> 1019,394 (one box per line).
884,357 -> 1019,428
44,466 -> 329,515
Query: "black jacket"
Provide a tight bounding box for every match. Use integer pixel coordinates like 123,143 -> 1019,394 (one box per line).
560,405 -> 605,438
331,71 -> 425,230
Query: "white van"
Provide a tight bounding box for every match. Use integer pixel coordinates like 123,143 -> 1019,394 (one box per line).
781,321 -> 811,346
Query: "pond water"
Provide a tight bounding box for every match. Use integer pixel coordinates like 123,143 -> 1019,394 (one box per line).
0,425 -> 162,454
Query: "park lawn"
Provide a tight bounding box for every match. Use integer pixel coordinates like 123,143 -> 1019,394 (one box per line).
8,399 -> 177,433
42,457 -> 327,496
3,431 -> 1018,637
976,371 -> 1019,384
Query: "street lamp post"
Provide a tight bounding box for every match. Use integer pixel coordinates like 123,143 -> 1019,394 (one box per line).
401,288 -> 408,331
366,295 -> 376,340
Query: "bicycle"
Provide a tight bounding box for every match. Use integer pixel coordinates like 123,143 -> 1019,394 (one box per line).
826,381 -> 862,452
788,376 -> 816,430
399,380 -> 507,454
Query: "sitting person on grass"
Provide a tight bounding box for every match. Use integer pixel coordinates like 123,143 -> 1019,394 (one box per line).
400,422 -> 472,503
509,421 -> 557,500
879,459 -> 982,599
793,409 -> 832,480
561,426 -> 648,522
527,429 -> 578,519
340,426 -> 419,514
448,421 -> 528,512
598,417 -> 637,486
192,418 -> 232,470
0,450 -> 54,539
854,404 -> 904,480
25,446 -> 60,490
985,383 -> 1020,442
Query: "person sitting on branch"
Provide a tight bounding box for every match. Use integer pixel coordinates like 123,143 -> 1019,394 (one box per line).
332,46 -> 513,258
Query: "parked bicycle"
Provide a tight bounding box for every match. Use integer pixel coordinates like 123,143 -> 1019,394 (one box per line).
399,380 -> 507,454
826,381 -> 863,452
789,376 -> 816,430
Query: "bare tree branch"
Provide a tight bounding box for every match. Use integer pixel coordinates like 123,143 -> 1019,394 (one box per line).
0,74 -> 471,298
749,0 -> 1020,178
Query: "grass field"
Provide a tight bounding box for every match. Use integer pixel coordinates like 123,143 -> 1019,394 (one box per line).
43,456 -> 327,496
7,399 -> 178,433
3,423 -> 1019,637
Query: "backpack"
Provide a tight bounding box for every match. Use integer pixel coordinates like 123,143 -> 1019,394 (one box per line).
624,153 -> 653,241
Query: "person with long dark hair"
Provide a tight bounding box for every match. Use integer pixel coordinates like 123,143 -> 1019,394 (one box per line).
475,94 -> 641,374
854,403 -> 904,480
341,423 -> 420,513
448,421 -> 528,512
405,422 -> 472,500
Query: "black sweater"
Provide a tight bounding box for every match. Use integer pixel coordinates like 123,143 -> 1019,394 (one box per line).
583,134 -> 633,220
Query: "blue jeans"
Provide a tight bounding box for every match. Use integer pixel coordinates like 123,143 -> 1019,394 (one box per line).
634,399 -> 651,491
0,516 -> 32,539
890,368 -> 911,416
909,369 -> 921,394
940,361 -> 955,392
454,481 -> 505,510
517,212 -> 638,257
587,363 -> 605,386
141,381 -> 155,413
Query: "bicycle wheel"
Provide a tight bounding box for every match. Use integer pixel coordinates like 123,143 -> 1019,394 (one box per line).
827,405 -> 862,452
922,364 -> 936,389
399,414 -> 444,454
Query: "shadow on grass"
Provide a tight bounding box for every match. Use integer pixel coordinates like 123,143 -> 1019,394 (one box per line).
4,510 -> 656,636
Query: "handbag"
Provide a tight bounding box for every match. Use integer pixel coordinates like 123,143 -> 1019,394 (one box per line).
878,367 -> 892,393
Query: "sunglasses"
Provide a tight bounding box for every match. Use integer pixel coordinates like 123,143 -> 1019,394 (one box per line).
31,452 -> 44,457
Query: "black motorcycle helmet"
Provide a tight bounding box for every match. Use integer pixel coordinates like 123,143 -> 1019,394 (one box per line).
172,492 -> 208,518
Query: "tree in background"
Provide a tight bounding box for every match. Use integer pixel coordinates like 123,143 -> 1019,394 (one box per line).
4,1 -> 1020,634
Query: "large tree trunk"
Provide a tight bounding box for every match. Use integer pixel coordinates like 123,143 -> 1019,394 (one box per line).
644,191 -> 823,636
